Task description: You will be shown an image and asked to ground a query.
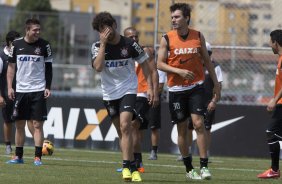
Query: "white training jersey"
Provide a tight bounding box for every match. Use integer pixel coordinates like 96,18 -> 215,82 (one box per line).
91,35 -> 149,100
8,37 -> 53,92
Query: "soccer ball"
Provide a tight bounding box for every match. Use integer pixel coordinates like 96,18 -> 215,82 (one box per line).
42,140 -> 54,156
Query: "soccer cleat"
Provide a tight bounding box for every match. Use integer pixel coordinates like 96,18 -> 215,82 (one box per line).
257,168 -> 280,179
5,145 -> 12,155
6,156 -> 24,164
131,171 -> 142,182
116,168 -> 123,172
148,150 -> 157,160
34,157 -> 43,166
200,167 -> 212,180
122,168 -> 132,182
186,169 -> 202,180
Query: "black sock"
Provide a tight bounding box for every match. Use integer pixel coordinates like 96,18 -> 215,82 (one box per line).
130,161 -> 137,172
35,146 -> 43,159
15,147 -> 23,159
183,156 -> 193,172
123,160 -> 131,169
134,153 -> 142,168
5,141 -> 11,146
152,146 -> 158,153
269,142 -> 280,172
200,158 -> 209,168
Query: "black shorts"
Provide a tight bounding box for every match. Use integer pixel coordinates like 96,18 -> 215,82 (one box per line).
169,85 -> 205,124
187,109 -> 215,130
15,91 -> 47,121
103,94 -> 136,120
135,97 -> 150,130
2,97 -> 14,123
148,103 -> 161,130
204,109 -> 215,130
267,105 -> 282,138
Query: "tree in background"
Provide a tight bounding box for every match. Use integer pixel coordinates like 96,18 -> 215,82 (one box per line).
9,0 -> 59,54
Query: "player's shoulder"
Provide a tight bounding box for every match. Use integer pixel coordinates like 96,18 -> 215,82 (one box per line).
37,38 -> 51,45
12,37 -> 24,46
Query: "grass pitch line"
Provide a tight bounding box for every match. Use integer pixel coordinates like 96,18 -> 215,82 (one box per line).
0,154 -> 263,173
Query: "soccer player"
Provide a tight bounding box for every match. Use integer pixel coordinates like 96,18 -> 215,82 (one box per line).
177,42 -> 223,161
257,29 -> 282,179
157,3 -> 221,180
0,31 -> 20,154
148,68 -> 166,160
123,26 -> 159,173
91,12 -> 158,182
6,18 -> 53,166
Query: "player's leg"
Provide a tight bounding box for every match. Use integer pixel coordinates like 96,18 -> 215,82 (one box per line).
204,110 -> 215,157
190,86 -> 211,180
148,103 -> 161,160
2,98 -> 14,154
257,106 -> 282,179
31,91 -> 47,166
169,91 -> 201,180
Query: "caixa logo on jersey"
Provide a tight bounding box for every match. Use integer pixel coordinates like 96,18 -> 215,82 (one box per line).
25,107 -> 119,142
18,55 -> 42,62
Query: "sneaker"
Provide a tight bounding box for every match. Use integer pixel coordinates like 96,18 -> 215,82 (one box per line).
34,157 -> 42,166
131,171 -> 142,182
176,155 -> 183,161
116,168 -> 123,172
257,168 -> 280,179
5,145 -> 12,155
186,169 -> 202,180
122,168 -> 132,181
6,156 -> 24,164
200,167 -> 212,180
148,150 -> 157,160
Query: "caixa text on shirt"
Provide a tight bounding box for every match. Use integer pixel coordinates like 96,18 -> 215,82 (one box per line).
18,55 -> 42,62
105,59 -> 128,67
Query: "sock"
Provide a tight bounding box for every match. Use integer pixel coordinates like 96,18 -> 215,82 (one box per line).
35,146 -> 43,159
200,158 -> 209,168
5,141 -> 11,146
134,153 -> 142,168
183,156 -> 193,172
130,160 -> 137,172
123,160 -> 131,169
152,146 -> 158,153
269,141 -> 280,172
15,147 -> 23,159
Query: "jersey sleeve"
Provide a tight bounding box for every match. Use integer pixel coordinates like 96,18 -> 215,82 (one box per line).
91,42 -> 100,61
45,42 -> 53,63
215,65 -> 223,83
158,69 -> 166,83
0,57 -> 3,74
8,45 -> 16,63
131,41 -> 149,64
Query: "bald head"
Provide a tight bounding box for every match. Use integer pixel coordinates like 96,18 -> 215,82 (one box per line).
124,27 -> 139,43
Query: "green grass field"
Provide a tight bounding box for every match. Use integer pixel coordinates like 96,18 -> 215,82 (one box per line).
0,145 -> 281,184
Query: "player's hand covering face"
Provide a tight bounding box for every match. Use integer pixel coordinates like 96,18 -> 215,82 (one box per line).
99,26 -> 115,43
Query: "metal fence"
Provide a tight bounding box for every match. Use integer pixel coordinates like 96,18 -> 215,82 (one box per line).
1,1 -> 281,106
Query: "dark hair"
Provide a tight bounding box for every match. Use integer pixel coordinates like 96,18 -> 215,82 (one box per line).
6,31 -> 20,46
270,29 -> 282,46
170,3 -> 191,22
25,18 -> 40,30
123,27 -> 138,35
92,12 -> 116,31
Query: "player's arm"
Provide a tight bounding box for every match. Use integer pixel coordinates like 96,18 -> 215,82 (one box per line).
0,57 -> 4,107
44,43 -> 53,98
200,33 -> 221,102
92,27 -> 111,72
267,86 -> 282,112
157,36 -> 194,80
143,47 -> 159,107
7,45 -> 16,100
